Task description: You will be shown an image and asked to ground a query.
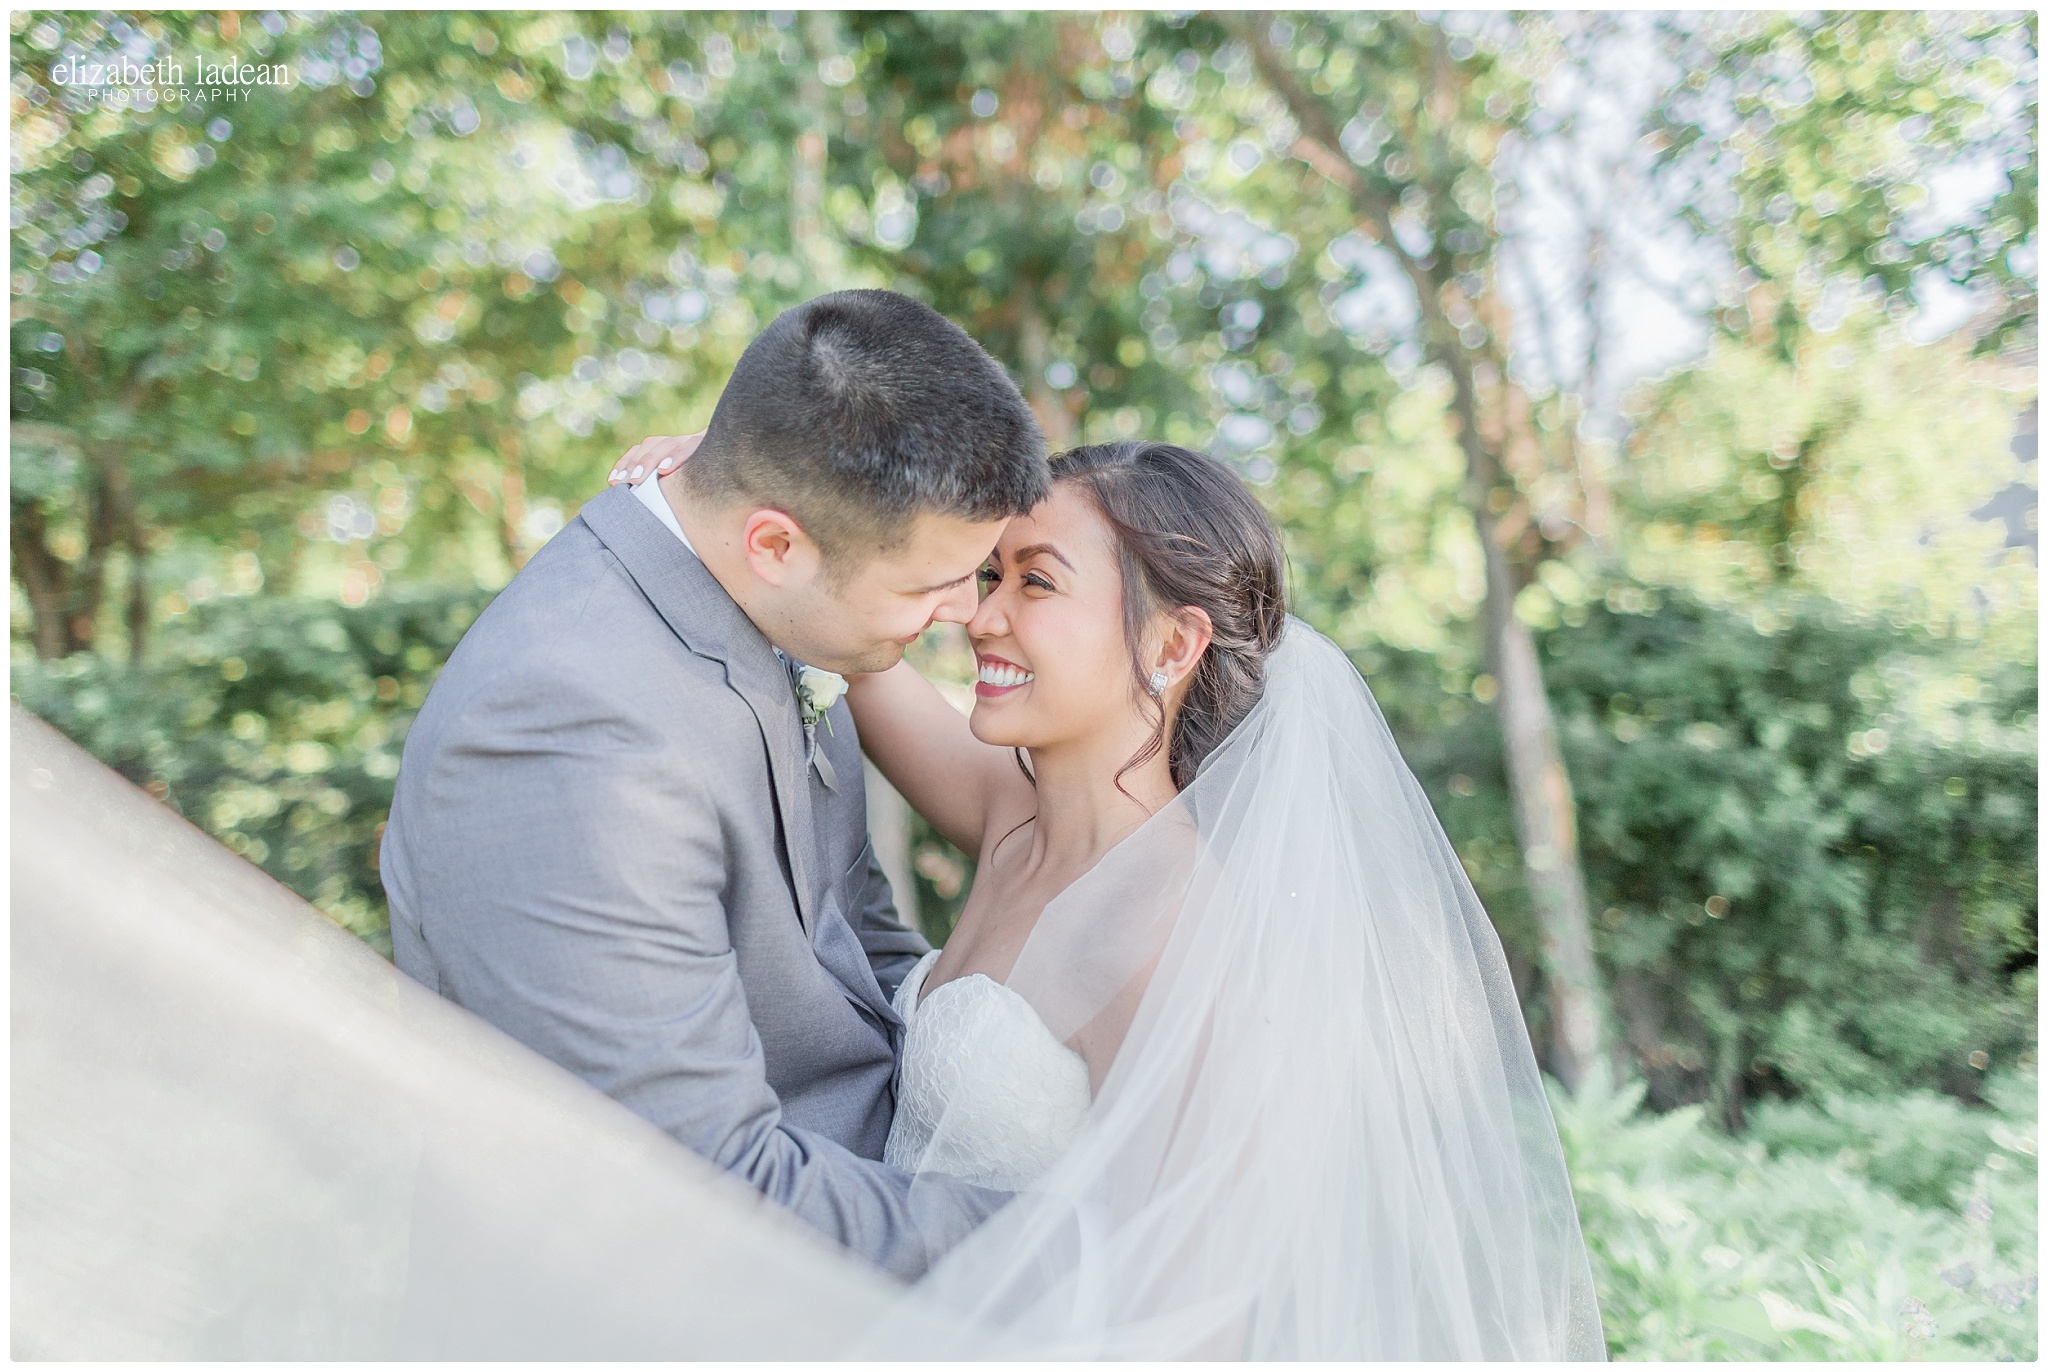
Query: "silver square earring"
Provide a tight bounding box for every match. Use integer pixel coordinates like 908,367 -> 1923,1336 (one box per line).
1148,669 -> 1169,697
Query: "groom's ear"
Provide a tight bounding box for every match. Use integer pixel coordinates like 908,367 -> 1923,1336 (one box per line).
739,508 -> 824,588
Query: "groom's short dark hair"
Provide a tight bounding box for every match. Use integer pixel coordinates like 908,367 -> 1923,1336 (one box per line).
684,290 -> 1049,560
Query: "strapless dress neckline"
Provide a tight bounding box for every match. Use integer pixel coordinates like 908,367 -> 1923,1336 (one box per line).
883,950 -> 1091,1191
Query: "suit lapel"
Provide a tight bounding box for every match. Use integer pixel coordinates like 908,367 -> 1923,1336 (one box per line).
579,485 -> 818,937
722,657 -> 822,942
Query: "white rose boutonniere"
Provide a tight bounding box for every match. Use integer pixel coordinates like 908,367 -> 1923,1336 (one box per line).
796,664 -> 848,725
790,661 -> 847,791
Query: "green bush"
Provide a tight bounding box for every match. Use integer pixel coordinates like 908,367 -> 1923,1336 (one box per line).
1562,1069 -> 2038,1360
1746,1088 -> 2012,1215
11,588 -> 492,954
1552,596 -> 2037,1116
1385,592 -> 2037,1118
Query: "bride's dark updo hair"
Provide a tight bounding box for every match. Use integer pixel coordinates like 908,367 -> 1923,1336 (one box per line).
1051,441 -> 1289,790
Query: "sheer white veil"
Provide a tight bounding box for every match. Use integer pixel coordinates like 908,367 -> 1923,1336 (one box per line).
865,616 -> 1605,1359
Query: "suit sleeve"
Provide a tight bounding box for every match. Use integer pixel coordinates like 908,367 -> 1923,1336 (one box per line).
390,686 -> 1000,1279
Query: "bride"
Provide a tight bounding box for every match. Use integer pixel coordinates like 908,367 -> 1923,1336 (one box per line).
624,438 -> 1603,1359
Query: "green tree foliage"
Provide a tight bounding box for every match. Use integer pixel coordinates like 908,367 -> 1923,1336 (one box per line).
1616,316 -> 2035,657
833,14 -> 1194,448
1655,11 -> 2038,353
9,10 -> 889,659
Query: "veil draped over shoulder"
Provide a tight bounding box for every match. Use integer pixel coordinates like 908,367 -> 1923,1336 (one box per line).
868,617 -> 1605,1359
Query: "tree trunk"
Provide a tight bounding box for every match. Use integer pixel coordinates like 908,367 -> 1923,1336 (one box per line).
1239,17 -> 1610,1091
11,499 -> 78,660
1721,1030 -> 1748,1133
66,470 -> 122,655
1475,510 -> 1605,1089
793,13 -> 835,287
98,441 -> 149,666
1611,968 -> 1682,1110
9,440 -> 129,661
1015,299 -> 1076,449
124,532 -> 149,667
500,464 -> 528,570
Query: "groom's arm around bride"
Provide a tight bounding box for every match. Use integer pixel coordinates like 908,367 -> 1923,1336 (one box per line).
380,291 -> 1050,1278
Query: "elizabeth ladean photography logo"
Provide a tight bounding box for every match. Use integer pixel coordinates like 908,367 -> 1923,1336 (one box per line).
47,52 -> 291,102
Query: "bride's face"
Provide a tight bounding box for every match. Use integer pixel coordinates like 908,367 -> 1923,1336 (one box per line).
966,483 -> 1145,753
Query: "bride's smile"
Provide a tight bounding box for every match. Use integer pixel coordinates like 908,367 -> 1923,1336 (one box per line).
972,655 -> 1034,696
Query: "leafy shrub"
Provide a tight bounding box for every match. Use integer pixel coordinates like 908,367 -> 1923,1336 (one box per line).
1562,1069 -> 2038,1360
1549,596 -> 2037,1116
1387,592 -> 2037,1117
11,588 -> 492,954
1747,1089 -> 2002,1214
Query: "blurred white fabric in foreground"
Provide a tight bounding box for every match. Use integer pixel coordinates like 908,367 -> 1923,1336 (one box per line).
10,705 -> 903,1359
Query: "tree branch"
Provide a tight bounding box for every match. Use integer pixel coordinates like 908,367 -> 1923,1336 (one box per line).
1231,17 -> 1400,233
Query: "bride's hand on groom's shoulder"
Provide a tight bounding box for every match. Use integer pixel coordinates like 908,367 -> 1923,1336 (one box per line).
606,432 -> 704,487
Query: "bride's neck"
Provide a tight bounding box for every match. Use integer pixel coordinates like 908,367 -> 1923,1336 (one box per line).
1019,734 -> 1176,872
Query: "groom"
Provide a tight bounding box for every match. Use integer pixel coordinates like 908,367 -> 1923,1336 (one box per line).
381,290 -> 1048,1277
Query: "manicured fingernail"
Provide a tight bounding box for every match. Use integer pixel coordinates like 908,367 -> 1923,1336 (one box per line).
630,465 -> 644,479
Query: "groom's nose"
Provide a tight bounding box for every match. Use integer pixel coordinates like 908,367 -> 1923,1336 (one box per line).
929,576 -> 979,626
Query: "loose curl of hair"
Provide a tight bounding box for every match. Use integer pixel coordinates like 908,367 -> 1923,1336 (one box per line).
1046,441 -> 1289,794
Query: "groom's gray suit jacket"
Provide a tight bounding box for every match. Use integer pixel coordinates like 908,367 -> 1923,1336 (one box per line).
382,483 -> 993,1278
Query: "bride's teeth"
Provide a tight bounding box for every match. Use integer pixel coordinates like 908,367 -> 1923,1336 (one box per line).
978,662 -> 1034,687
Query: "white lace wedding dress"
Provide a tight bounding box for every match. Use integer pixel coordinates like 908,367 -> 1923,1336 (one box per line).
883,949 -> 1091,1191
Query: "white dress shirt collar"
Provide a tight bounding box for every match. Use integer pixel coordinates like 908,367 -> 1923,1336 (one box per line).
633,472 -> 696,554
634,472 -> 791,670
